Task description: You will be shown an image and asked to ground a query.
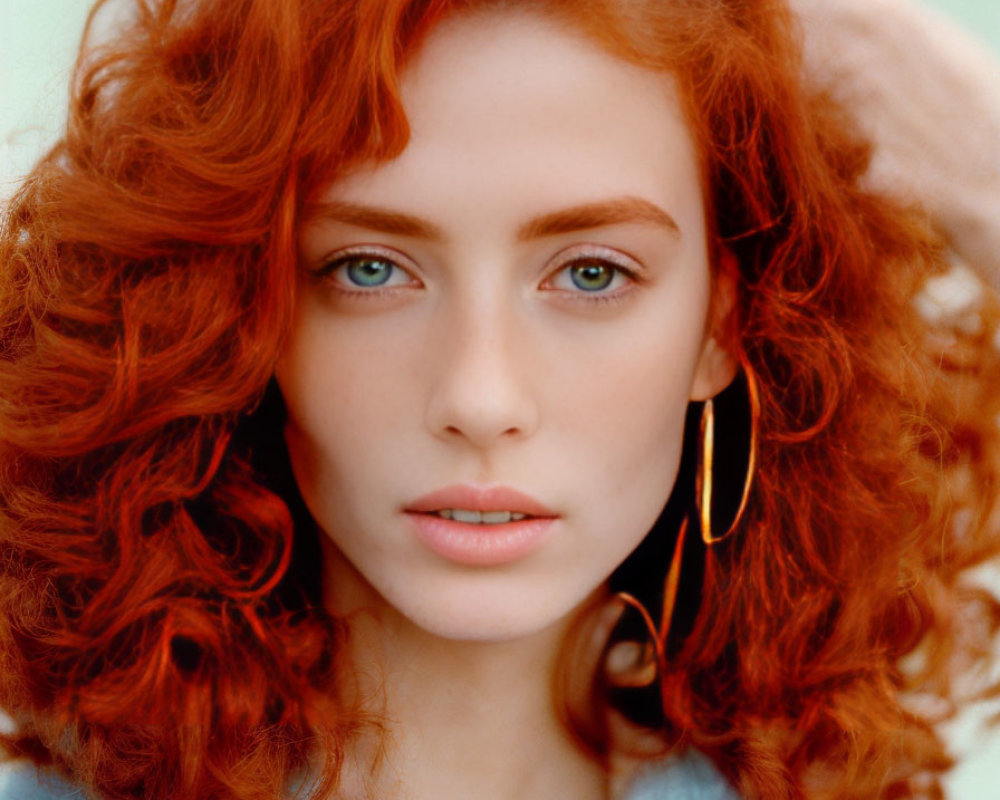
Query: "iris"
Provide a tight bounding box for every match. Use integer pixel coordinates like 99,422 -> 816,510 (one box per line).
569,261 -> 615,292
346,257 -> 396,287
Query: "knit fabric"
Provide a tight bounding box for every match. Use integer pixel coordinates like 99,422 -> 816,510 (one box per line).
0,752 -> 739,800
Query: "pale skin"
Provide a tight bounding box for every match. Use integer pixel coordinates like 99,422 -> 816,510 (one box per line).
275,9 -> 735,800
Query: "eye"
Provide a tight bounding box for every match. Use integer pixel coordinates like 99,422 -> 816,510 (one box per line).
316,251 -> 417,291
341,256 -> 401,288
547,257 -> 633,294
567,261 -> 619,292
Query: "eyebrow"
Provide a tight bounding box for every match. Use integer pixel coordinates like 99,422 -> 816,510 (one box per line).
306,201 -> 445,239
516,196 -> 680,240
306,196 -> 680,241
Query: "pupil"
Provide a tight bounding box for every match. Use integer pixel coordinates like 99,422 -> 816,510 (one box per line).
347,259 -> 392,287
570,262 -> 613,291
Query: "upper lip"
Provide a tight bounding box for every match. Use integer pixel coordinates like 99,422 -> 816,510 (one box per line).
405,484 -> 557,517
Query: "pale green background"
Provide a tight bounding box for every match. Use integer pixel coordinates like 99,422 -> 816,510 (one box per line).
922,0 -> 1000,51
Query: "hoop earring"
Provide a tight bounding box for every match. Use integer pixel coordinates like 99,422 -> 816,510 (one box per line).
697,362 -> 760,545
614,515 -> 688,687
609,365 -> 761,688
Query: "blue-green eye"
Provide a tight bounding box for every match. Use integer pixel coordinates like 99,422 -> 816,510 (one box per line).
568,261 -> 616,292
319,253 -> 415,290
548,257 -> 631,294
345,257 -> 395,287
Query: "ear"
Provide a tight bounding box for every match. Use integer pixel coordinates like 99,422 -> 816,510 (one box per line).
689,249 -> 738,401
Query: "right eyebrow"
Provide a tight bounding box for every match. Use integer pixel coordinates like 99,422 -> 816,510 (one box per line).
305,201 -> 445,240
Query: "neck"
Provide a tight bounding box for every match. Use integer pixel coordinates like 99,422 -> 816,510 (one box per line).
322,546 -> 609,800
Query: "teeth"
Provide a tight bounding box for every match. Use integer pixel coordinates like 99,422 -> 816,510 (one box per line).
435,509 -> 527,524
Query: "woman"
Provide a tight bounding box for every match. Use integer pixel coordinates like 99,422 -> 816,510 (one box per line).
1,0 -> 997,798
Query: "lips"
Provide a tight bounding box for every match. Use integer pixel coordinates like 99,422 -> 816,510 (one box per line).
404,484 -> 558,566
404,484 -> 557,518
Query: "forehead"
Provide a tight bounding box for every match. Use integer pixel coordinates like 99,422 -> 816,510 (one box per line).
316,9 -> 703,230
402,10 -> 682,139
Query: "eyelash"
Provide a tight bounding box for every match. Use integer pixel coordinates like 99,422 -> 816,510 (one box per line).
312,247 -> 645,304
313,247 -> 419,298
543,252 -> 644,306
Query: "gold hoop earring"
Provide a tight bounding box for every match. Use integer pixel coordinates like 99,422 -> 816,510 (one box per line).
697,362 -> 760,546
613,515 -> 688,687
608,365 -> 761,687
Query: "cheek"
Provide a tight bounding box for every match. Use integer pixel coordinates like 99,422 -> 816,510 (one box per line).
567,352 -> 691,515
549,300 -> 709,541
273,310 -> 415,513
547,307 -> 705,465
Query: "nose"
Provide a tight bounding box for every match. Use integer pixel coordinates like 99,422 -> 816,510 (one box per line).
424,300 -> 540,449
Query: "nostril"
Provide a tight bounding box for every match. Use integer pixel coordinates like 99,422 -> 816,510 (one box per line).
440,422 -> 524,442
424,349 -> 539,446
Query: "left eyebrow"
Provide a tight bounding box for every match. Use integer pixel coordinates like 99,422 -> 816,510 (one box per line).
517,196 -> 681,240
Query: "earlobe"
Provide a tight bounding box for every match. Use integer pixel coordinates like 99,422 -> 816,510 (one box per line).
690,336 -> 737,401
689,250 -> 738,401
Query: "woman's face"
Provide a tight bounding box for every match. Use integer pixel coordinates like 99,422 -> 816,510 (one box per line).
275,10 -> 733,642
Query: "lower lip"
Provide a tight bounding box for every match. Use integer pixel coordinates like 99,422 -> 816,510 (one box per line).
405,513 -> 556,566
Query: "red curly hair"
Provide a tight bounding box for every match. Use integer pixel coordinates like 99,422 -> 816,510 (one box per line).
1,0 -> 998,798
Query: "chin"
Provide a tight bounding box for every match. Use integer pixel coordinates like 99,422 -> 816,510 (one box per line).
319,526 -> 604,645
380,577 -> 595,644
406,611 -> 558,643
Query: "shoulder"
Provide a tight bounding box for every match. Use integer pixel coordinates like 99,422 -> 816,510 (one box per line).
622,749 -> 741,800
0,763 -> 87,800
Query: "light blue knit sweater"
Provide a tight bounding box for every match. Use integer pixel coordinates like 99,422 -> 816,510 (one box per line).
0,750 -> 739,799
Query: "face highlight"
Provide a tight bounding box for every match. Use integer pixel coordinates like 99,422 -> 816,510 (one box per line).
274,11 -> 734,642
